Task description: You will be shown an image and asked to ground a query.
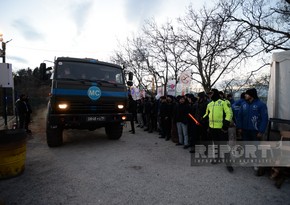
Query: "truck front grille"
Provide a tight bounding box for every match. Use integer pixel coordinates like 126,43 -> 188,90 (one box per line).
69,102 -> 116,114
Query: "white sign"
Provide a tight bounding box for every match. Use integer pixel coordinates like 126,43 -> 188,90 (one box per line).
176,83 -> 183,96
179,71 -> 191,86
167,80 -> 176,96
157,86 -> 164,97
0,63 -> 13,88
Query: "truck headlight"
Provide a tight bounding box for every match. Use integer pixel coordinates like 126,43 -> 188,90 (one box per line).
117,104 -> 124,109
58,103 -> 69,110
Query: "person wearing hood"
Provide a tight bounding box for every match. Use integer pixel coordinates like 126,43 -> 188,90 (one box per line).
15,94 -> 32,133
203,89 -> 234,172
189,91 -> 209,153
128,94 -> 137,134
236,88 -> 268,141
174,95 -> 191,148
236,88 -> 268,176
187,94 -> 197,148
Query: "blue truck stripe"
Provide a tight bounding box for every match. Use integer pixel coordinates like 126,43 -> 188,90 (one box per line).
52,88 -> 127,98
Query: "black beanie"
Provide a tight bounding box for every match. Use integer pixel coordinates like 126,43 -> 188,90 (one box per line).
211,89 -> 220,102
245,88 -> 258,99
198,92 -> 205,98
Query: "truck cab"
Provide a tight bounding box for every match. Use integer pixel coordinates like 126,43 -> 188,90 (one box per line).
44,57 -> 132,147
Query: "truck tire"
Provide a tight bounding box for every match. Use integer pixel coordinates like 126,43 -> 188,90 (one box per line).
105,123 -> 123,140
46,127 -> 63,147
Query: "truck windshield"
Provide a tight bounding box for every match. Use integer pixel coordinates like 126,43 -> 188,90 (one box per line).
55,61 -> 124,84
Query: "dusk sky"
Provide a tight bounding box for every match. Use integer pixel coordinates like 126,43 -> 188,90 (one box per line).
1,0 -> 208,71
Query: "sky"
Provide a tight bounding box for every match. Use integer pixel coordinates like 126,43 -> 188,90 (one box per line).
0,0 -> 207,71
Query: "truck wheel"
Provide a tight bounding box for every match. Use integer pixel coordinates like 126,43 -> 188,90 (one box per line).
105,123 -> 123,140
46,128 -> 63,147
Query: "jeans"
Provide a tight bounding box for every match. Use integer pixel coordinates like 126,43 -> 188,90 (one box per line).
176,122 -> 188,145
137,113 -> 144,127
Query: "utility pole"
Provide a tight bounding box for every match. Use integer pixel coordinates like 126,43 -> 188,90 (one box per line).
1,42 -> 6,63
0,33 -> 12,63
0,33 -> 12,129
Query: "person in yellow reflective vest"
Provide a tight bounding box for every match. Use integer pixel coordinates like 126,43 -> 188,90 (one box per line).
203,88 -> 234,173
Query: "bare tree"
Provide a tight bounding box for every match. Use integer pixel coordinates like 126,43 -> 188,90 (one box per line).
112,0 -> 284,95
178,3 -> 258,92
142,20 -> 189,95
215,0 -> 290,96
225,0 -> 290,52
111,35 -> 163,94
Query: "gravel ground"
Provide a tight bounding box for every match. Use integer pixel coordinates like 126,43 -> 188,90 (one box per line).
0,109 -> 290,205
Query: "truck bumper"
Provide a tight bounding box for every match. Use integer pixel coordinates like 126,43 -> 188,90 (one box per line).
47,113 -> 132,129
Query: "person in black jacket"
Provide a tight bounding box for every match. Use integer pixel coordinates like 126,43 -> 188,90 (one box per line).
15,94 -> 32,133
189,92 -> 209,153
24,96 -> 32,133
174,96 -> 191,149
158,96 -> 166,138
136,98 -> 144,128
159,96 -> 174,140
128,94 -> 137,134
187,94 -> 197,149
164,95 -> 174,141
144,96 -> 154,133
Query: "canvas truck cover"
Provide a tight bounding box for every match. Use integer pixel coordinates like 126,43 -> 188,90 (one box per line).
267,50 -> 290,129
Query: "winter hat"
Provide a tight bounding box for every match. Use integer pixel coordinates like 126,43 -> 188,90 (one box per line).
240,92 -> 246,99
177,95 -> 185,100
187,94 -> 197,103
166,95 -> 174,100
245,88 -> 258,99
210,89 -> 220,102
177,95 -> 186,103
198,92 -> 205,98
186,93 -> 194,99
219,91 -> 225,98
160,96 -> 166,100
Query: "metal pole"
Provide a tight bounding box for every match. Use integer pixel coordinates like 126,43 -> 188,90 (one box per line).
2,42 -> 6,63
3,88 -> 7,128
1,41 -> 8,129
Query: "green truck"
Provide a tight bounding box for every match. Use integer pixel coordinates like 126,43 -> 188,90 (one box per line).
41,57 -> 132,147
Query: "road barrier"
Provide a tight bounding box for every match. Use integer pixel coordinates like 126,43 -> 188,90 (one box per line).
0,129 -> 27,179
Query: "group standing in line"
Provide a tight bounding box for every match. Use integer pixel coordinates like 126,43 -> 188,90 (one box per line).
128,87 -> 269,174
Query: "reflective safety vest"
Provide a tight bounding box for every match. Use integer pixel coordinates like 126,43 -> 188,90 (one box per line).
203,99 -> 233,129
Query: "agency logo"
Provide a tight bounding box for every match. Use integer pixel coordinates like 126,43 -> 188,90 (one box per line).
190,141 -> 289,167
87,86 -> 101,100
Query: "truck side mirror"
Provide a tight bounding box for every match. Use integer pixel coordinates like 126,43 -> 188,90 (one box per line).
127,81 -> 133,86
40,63 -> 47,80
128,72 -> 133,81
127,72 -> 133,86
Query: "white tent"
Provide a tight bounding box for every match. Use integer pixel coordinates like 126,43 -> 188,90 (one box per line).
267,50 -> 290,130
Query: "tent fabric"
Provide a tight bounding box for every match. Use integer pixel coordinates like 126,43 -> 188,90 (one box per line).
267,50 -> 290,122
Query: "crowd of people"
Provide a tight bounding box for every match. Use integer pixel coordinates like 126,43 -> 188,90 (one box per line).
128,87 -> 269,174
14,87 -> 269,174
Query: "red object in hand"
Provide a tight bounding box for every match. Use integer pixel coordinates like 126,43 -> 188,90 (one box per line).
188,113 -> 202,126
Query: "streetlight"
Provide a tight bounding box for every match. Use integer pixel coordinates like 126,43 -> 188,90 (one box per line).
0,33 -> 12,129
0,33 -> 12,63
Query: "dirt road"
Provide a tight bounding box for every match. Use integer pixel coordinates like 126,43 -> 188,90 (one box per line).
0,108 -> 289,205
